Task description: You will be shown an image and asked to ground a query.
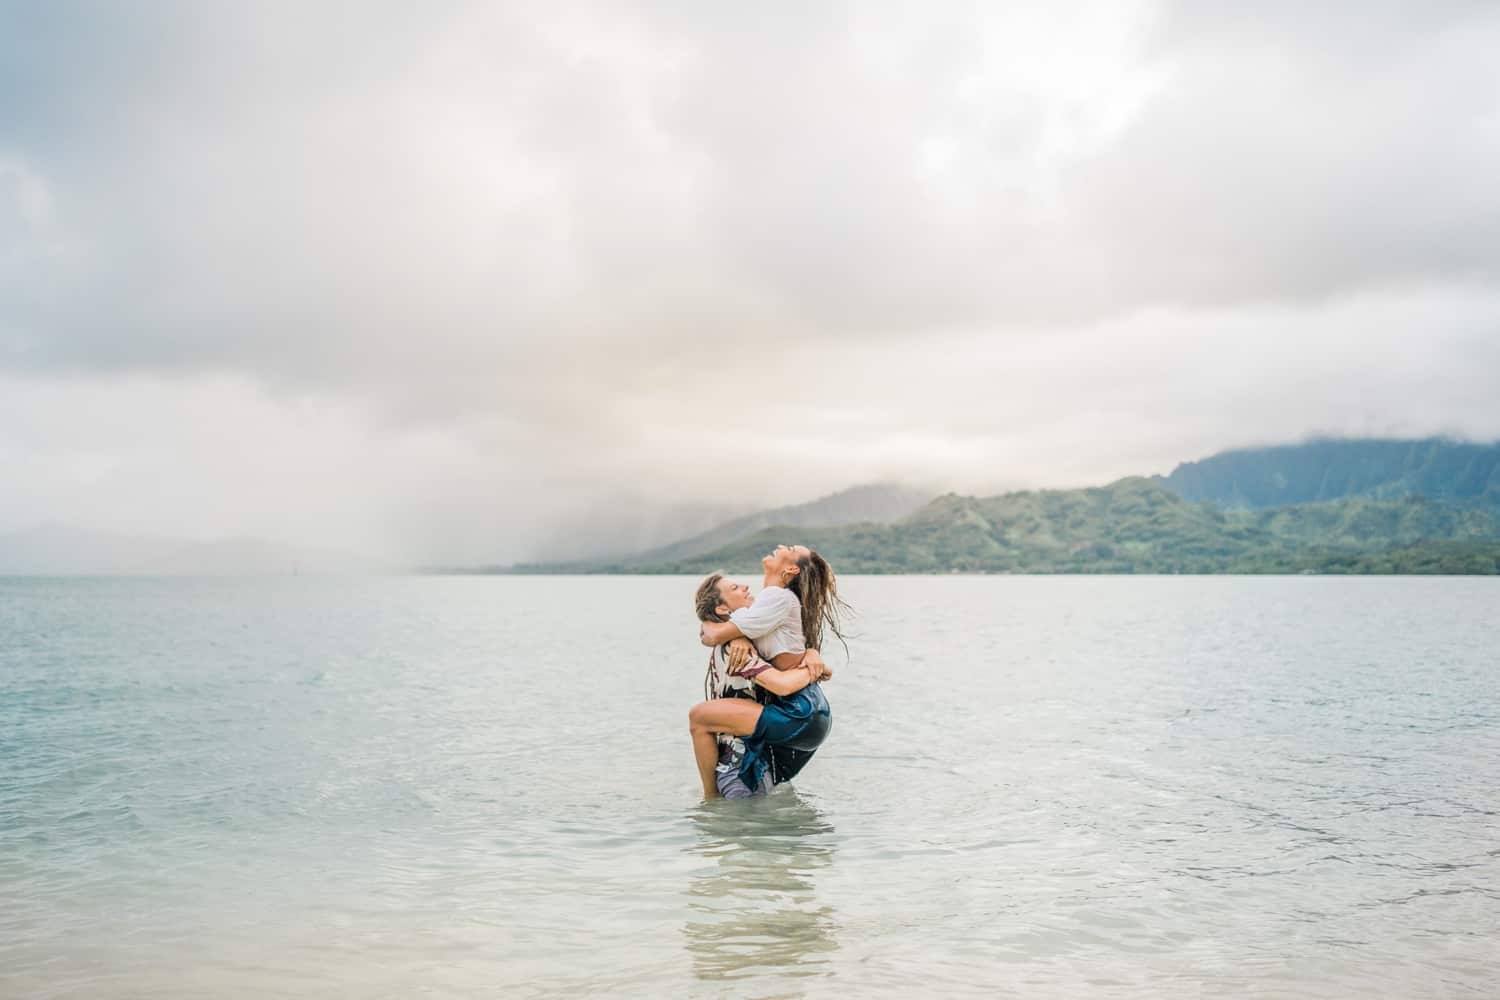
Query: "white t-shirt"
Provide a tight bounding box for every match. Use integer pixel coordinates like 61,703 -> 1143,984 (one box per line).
729,585 -> 806,661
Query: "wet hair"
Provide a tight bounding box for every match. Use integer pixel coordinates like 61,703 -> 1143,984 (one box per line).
694,572 -> 730,623
787,549 -> 850,655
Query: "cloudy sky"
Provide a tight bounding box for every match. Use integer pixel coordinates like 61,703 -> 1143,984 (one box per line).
3,1 -> 1499,563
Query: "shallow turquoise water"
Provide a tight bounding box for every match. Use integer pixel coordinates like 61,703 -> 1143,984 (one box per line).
2,575 -> 1497,998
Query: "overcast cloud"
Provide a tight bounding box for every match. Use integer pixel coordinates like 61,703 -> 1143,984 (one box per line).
3,1 -> 1499,563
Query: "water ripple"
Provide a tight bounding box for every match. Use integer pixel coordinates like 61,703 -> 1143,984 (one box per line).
1,575 -> 1497,997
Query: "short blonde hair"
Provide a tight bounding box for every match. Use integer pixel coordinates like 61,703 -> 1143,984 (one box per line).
693,572 -> 729,623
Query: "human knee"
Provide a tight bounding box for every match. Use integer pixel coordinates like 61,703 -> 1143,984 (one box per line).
689,702 -> 734,735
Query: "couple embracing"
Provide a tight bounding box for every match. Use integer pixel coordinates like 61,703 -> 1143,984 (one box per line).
689,544 -> 848,800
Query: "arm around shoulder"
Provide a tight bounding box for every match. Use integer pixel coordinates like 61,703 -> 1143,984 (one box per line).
700,619 -> 743,646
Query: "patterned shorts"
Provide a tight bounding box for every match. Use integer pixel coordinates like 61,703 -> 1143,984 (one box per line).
716,760 -> 769,799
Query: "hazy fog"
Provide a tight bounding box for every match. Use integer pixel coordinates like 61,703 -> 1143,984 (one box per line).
3,2 -> 1499,564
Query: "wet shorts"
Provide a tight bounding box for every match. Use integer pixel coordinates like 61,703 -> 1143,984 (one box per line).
715,759 -> 769,799
739,683 -> 832,792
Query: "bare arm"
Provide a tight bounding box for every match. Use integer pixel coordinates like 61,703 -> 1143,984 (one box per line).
798,648 -> 832,682
700,619 -> 743,647
751,662 -> 820,697
767,648 -> 833,681
724,639 -> 821,696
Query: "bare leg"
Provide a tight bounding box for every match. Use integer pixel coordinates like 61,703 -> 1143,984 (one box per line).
688,699 -> 764,800
690,727 -> 723,799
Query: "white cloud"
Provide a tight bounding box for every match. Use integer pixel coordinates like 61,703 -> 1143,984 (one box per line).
2,2 -> 1498,562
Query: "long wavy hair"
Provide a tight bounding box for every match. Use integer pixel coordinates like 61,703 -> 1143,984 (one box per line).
787,549 -> 850,656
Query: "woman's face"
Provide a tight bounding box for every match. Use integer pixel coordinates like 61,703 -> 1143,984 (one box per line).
762,544 -> 811,580
714,577 -> 754,615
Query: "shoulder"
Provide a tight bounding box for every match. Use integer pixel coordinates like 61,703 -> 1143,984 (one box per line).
758,585 -> 800,610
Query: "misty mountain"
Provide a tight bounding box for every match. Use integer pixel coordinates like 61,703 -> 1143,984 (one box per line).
479,438 -> 1500,575
524,483 -> 934,571
0,524 -> 388,576
613,478 -> 1500,575
522,497 -> 758,564
1161,438 -> 1500,512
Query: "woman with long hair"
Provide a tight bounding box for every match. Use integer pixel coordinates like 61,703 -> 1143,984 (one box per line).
690,544 -> 849,799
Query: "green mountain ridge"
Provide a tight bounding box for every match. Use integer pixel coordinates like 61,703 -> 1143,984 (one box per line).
492,438 -> 1500,575
598,483 -> 932,569
651,479 -> 1500,574
1162,437 -> 1500,512
510,479 -> 1500,575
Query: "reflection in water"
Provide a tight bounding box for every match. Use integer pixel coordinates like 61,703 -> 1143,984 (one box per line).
683,790 -> 839,989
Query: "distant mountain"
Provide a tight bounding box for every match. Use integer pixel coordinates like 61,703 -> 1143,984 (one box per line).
1161,438 -> 1500,512
522,497 -> 756,563
498,483 -> 933,572
459,437 -> 1500,576
536,478 -> 1500,575
139,537 -> 389,576
0,524 -> 176,575
0,524 -> 387,576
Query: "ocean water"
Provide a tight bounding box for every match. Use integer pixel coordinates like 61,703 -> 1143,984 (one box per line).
1,575 -> 1497,998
